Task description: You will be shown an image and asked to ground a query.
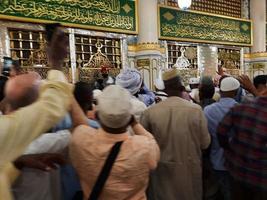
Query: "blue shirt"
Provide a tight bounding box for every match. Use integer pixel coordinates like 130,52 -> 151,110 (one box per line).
204,98 -> 237,171
138,85 -> 155,106
52,114 -> 100,132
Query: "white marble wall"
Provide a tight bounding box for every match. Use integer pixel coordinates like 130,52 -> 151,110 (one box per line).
250,0 -> 266,52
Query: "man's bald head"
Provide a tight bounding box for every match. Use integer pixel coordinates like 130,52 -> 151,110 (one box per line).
5,72 -> 41,112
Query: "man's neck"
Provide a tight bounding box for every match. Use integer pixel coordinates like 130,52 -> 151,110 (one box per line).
102,126 -> 127,134
165,90 -> 182,98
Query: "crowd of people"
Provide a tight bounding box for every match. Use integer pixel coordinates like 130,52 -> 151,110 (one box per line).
0,25 -> 267,200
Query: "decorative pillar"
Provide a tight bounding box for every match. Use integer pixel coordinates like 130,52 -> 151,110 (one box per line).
138,0 -> 158,44
250,0 -> 266,53
68,28 -> 77,83
129,0 -> 166,89
243,0 -> 267,78
0,25 -> 10,59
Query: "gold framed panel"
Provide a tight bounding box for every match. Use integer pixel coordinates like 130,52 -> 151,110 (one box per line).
0,0 -> 139,35
158,5 -> 253,47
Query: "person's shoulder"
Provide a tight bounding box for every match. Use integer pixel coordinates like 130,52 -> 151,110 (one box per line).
129,134 -> 154,149
71,125 -> 98,149
232,99 -> 259,112
131,97 -> 147,109
142,100 -> 164,113
72,125 -> 97,138
179,99 -> 203,112
204,101 -> 218,113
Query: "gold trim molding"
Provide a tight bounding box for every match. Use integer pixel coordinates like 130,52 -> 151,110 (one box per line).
128,42 -> 166,54
244,52 -> 267,59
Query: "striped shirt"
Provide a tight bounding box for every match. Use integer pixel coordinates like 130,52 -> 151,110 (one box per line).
217,97 -> 267,190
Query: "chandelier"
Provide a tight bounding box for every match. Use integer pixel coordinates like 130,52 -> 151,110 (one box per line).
177,0 -> 192,10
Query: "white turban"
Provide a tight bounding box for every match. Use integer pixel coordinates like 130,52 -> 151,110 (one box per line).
116,68 -> 142,95
154,78 -> 165,90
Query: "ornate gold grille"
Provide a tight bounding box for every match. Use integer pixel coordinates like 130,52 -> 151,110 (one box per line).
167,42 -> 198,69
9,29 -> 70,67
167,0 -> 242,18
78,40 -> 120,83
8,28 -> 70,80
218,48 -> 241,76
9,29 -> 46,66
75,35 -> 122,69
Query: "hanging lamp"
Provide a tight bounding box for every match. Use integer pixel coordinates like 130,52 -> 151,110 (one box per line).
177,0 -> 192,10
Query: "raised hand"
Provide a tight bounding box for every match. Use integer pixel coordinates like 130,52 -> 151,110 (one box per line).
14,153 -> 66,171
237,75 -> 258,96
47,27 -> 69,70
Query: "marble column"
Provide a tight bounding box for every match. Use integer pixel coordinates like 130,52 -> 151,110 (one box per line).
133,0 -> 166,89
243,0 -> 267,77
68,28 -> 77,83
138,0 -> 158,44
250,0 -> 266,53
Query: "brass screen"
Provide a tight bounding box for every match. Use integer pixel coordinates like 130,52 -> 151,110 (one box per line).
75,35 -> 122,68
167,42 -> 198,69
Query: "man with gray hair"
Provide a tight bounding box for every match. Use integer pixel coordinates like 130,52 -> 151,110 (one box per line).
0,27 -> 72,200
70,85 -> 160,200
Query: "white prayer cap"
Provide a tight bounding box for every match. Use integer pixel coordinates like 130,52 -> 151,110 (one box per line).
154,78 -> 165,90
220,77 -> 240,92
93,89 -> 102,99
96,85 -> 133,129
189,77 -> 200,85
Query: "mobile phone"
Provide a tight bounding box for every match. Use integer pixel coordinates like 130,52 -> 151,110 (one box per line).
2,57 -> 13,76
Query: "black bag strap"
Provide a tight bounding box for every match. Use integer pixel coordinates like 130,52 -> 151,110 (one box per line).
88,141 -> 124,200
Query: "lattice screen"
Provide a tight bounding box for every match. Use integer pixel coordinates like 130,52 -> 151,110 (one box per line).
75,35 -> 122,68
167,42 -> 198,69
9,29 -> 46,66
218,48 -> 241,76
167,0 -> 242,18
9,29 -> 70,67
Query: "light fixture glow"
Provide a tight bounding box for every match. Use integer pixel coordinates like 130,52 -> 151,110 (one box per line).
177,0 -> 192,10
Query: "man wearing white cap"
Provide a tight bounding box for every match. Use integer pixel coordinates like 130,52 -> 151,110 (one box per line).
141,68 -> 210,200
204,77 -> 240,200
70,85 -> 160,200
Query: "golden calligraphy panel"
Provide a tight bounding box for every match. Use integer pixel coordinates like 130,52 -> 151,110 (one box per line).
159,5 -> 252,46
0,0 -> 138,34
